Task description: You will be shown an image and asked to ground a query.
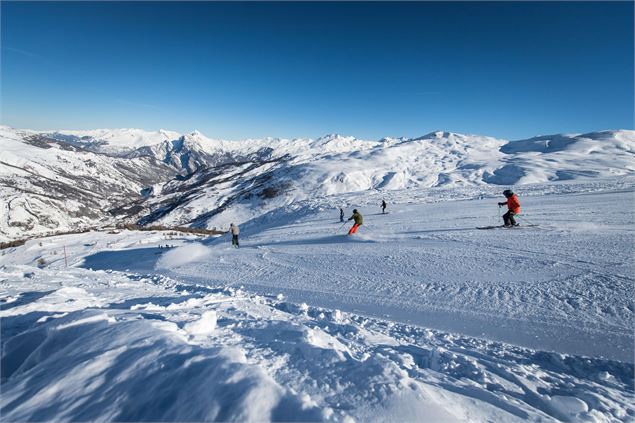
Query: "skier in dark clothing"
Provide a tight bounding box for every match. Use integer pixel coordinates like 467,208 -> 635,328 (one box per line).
347,209 -> 363,235
498,190 -> 521,227
381,200 -> 387,214
339,208 -> 344,223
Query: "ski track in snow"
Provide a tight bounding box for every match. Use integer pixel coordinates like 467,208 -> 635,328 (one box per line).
0,181 -> 634,422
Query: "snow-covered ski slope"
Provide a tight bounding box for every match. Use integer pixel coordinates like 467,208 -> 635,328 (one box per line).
1,180 -> 633,422
155,180 -> 635,363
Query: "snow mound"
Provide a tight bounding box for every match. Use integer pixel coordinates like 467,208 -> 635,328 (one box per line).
184,310 -> 218,336
0,308 -> 325,422
156,242 -> 212,269
1,261 -> 632,422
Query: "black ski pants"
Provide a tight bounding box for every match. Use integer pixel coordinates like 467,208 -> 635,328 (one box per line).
503,211 -> 517,226
232,234 -> 239,247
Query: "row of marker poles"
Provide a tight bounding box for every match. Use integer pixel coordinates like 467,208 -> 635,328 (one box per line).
64,245 -> 68,267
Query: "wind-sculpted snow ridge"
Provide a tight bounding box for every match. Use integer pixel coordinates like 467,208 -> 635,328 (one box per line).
0,262 -> 632,422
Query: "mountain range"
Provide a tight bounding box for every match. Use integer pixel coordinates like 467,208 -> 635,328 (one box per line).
1,125 -> 633,242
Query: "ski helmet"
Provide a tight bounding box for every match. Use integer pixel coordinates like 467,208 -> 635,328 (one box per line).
353,209 -> 358,213
503,189 -> 513,197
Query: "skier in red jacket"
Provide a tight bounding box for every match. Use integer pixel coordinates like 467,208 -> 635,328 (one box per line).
498,190 -> 521,227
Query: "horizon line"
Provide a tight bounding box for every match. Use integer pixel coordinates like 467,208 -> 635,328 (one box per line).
1,122 -> 631,144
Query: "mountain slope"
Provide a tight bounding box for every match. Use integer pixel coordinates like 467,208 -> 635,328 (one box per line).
45,128 -> 181,153
0,127 -> 176,241
1,125 -> 633,241
487,130 -> 635,184
129,129 -> 635,232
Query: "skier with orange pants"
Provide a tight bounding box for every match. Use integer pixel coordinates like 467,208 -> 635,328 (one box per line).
498,190 -> 521,227
347,209 -> 363,235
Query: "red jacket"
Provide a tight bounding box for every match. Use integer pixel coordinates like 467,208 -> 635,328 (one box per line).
505,194 -> 521,214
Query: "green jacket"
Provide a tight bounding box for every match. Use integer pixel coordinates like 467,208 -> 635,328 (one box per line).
349,212 -> 363,225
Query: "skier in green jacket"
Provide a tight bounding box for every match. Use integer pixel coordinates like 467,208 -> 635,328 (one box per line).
347,209 -> 363,235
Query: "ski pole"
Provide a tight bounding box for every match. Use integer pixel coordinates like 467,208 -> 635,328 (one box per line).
516,214 -> 537,226
336,222 -> 347,234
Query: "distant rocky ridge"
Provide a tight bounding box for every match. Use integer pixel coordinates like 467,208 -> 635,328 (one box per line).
0,125 -> 633,241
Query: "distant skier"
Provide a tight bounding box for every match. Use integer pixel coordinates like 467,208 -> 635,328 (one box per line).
339,207 -> 345,223
498,190 -> 521,227
229,223 -> 240,248
381,200 -> 387,214
347,209 -> 363,235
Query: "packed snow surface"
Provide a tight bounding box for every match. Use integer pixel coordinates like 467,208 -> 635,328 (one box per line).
1,180 -> 633,421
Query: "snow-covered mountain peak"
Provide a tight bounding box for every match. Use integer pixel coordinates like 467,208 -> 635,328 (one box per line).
412,131 -> 483,143
412,130 -> 450,141
177,133 -> 202,146
158,128 -> 177,138
501,129 -> 635,154
177,130 -> 231,154
379,136 -> 408,142
431,130 -> 452,139
313,133 -> 354,146
315,133 -> 350,142
41,127 -> 182,154
309,133 -> 377,154
577,129 -> 632,141
0,125 -> 36,139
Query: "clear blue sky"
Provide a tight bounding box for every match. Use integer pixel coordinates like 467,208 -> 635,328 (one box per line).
1,1 -> 633,140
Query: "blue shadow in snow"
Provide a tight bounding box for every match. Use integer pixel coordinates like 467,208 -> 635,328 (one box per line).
255,234 -> 375,248
403,227 -> 480,235
80,247 -> 164,273
0,291 -> 55,311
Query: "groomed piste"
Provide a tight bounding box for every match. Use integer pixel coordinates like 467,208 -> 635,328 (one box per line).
1,179 -> 633,422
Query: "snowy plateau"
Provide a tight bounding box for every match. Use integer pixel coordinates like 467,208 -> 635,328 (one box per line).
0,125 -> 634,422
